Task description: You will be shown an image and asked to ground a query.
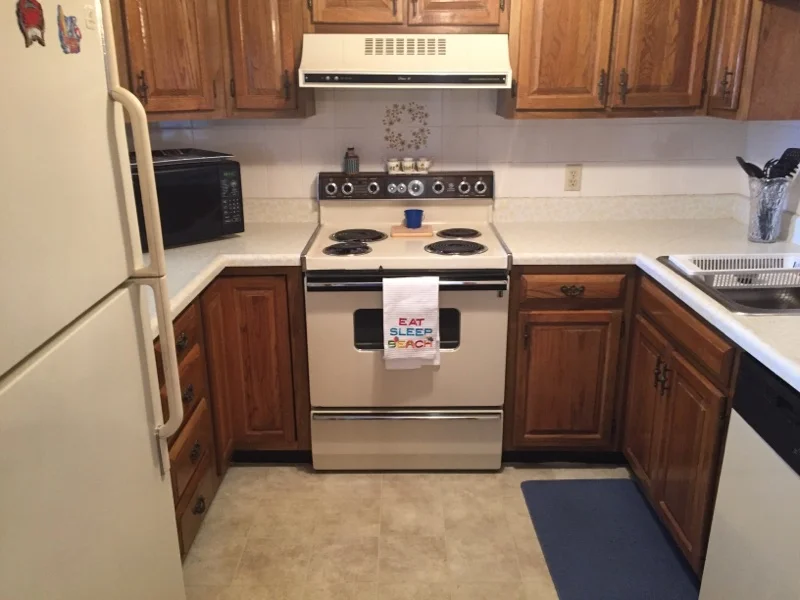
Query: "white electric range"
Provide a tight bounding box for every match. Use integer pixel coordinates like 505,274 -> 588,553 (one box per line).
303,172 -> 510,471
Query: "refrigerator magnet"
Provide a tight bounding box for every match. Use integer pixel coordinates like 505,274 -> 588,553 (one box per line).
16,0 -> 45,47
57,5 -> 81,54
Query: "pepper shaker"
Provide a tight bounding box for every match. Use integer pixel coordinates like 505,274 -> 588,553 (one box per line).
344,147 -> 359,175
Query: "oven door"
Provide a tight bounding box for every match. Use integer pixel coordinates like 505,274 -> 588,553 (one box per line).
305,272 -> 509,409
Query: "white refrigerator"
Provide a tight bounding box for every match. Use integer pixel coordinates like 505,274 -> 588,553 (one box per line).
0,1 -> 187,598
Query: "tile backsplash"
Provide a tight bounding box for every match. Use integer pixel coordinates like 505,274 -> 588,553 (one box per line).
147,90 -> 798,221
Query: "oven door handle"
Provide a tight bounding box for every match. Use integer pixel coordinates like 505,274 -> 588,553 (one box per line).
306,280 -> 508,292
312,412 -> 502,421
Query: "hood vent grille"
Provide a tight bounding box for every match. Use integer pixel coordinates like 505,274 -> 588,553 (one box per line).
364,37 -> 447,57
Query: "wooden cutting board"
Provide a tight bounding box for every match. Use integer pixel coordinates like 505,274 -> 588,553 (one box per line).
391,225 -> 434,237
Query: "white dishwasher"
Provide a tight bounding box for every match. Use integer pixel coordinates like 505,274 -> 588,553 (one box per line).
700,354 -> 800,600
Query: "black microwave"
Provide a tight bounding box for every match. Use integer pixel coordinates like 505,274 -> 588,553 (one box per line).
131,149 -> 245,251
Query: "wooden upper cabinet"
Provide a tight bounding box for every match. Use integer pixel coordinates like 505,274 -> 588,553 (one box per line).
226,277 -> 298,450
120,0 -> 219,113
227,0 -> 301,111
312,0 -> 404,24
610,0 -> 714,108
623,314 -> 670,495
408,0 -> 502,26
656,351 -> 725,573
513,310 -> 622,449
708,0 -> 751,111
516,0 -> 615,110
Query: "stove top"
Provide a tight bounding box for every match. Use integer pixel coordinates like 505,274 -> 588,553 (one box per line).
322,242 -> 372,256
425,240 -> 487,256
437,228 -> 482,239
330,228 -> 388,243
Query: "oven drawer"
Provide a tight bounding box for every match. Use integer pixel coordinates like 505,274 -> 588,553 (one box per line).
311,410 -> 503,471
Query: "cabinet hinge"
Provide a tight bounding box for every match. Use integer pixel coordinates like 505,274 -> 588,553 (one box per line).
511,79 -> 518,99
523,324 -> 530,350
621,315 -> 626,339
500,0 -> 505,11
611,414 -> 617,436
230,77 -> 236,98
213,80 -> 217,99
702,74 -> 708,97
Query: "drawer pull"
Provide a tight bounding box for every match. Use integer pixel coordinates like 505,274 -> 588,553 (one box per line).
653,356 -> 664,388
560,285 -> 586,298
182,384 -> 195,404
175,332 -> 189,352
192,496 -> 206,515
189,441 -> 202,463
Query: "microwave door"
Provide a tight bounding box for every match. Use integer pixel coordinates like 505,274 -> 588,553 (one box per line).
135,165 -> 225,251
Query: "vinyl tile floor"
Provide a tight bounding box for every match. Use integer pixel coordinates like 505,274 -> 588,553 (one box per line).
184,464 -> 630,600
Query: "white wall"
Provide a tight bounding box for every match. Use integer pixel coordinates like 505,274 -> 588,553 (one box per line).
744,121 -> 800,214
150,89 -> 748,205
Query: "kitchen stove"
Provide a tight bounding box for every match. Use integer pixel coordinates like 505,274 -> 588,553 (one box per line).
304,171 -> 509,471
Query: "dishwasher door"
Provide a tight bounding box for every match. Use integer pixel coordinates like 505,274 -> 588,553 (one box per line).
700,356 -> 800,600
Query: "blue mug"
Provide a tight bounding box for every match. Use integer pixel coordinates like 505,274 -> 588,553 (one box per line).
405,209 -> 424,229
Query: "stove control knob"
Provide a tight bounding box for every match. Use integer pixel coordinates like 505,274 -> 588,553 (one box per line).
341,182 -> 354,196
367,181 -> 381,195
458,180 -> 471,195
324,182 -> 338,196
474,180 -> 488,195
408,180 -> 425,197
397,183 -> 408,194
432,180 -> 445,194
387,183 -> 397,194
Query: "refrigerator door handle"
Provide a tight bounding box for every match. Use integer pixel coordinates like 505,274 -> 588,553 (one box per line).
109,86 -> 166,278
141,276 -> 183,441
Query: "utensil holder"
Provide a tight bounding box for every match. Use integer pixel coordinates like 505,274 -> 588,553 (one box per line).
748,177 -> 789,243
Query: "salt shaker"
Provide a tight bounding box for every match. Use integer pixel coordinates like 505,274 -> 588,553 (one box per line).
344,147 -> 360,175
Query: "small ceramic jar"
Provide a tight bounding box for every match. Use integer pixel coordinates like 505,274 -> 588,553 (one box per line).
402,157 -> 416,173
416,157 -> 431,173
386,158 -> 401,174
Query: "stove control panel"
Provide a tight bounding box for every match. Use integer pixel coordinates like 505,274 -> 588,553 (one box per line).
318,172 -> 494,200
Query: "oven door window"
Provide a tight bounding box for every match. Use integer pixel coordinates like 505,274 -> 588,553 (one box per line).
135,165 -> 224,250
353,309 -> 460,350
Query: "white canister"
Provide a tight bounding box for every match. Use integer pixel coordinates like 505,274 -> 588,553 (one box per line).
386,158 -> 401,174
416,157 -> 432,173
402,157 -> 416,173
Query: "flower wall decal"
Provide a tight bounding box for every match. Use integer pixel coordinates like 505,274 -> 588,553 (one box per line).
382,102 -> 431,152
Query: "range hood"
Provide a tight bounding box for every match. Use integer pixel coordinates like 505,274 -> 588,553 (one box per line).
299,34 -> 512,89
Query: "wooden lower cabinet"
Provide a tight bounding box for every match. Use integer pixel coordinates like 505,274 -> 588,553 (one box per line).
201,270 -> 310,452
513,310 -> 622,448
623,276 -> 734,575
656,352 -> 725,573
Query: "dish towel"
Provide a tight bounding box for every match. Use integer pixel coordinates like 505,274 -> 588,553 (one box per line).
383,277 -> 440,370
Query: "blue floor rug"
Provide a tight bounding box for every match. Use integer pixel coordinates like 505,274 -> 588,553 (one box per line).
520,479 -> 699,600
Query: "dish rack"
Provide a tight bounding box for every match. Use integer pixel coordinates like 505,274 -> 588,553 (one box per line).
668,254 -> 800,289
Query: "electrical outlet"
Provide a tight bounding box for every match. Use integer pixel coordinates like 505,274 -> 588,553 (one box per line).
565,164 -> 582,192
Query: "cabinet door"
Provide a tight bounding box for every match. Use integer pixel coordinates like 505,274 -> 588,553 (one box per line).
409,0 -> 501,26
227,0 -> 300,110
121,0 -> 218,112
623,314 -> 670,495
312,0 -> 404,24
657,351 -> 725,573
513,310 -> 622,448
516,0 -> 615,110
611,0 -> 714,108
199,280 -> 235,475
708,0 -> 752,111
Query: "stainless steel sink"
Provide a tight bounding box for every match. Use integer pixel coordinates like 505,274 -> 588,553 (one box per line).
659,254 -> 800,315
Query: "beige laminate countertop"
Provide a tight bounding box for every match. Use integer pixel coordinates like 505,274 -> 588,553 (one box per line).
147,222 -> 318,338
496,218 -> 800,392
148,217 -> 800,392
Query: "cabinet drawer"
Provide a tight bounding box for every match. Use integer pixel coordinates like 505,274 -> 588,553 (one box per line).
161,344 -> 209,437
155,301 -> 203,383
639,278 -> 736,386
170,398 -> 214,504
176,454 -> 217,558
521,274 -> 626,301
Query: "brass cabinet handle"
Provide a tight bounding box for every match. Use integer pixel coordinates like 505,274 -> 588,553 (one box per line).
500,0 -> 505,10
653,356 -> 664,388
189,441 -> 202,464
393,0 -> 397,15
136,70 -> 149,105
720,68 -> 734,99
283,70 -> 291,101
560,285 -> 586,298
412,0 -> 417,17
192,496 -> 207,515
182,384 -> 195,404
659,367 -> 672,397
618,68 -> 629,104
598,69 -> 608,104
175,332 -> 189,352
